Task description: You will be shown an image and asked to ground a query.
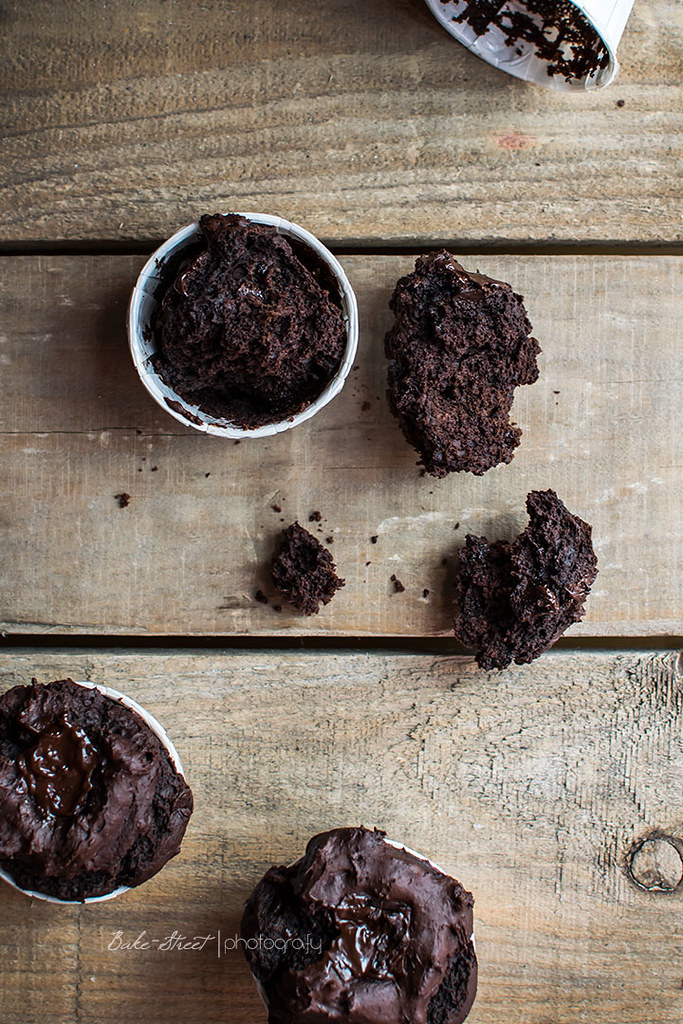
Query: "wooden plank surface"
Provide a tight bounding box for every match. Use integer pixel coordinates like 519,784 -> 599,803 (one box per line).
0,648 -> 681,1024
0,0 -> 681,246
1,253 -> 681,638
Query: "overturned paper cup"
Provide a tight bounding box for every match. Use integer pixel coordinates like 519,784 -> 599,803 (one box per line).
0,678 -> 192,905
426,0 -> 635,90
128,213 -> 359,438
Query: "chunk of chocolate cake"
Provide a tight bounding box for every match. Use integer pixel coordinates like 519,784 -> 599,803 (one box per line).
440,0 -> 610,83
271,522 -> 345,615
0,678 -> 193,901
453,489 -> 598,669
241,826 -> 477,1024
385,251 -> 540,477
153,214 -> 346,427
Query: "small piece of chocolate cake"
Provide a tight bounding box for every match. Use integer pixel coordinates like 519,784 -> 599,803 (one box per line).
271,522 -> 345,615
385,251 -> 540,477
453,489 -> 597,669
154,214 -> 346,427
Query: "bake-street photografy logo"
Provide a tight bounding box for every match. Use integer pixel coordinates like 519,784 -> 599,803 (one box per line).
106,929 -> 322,958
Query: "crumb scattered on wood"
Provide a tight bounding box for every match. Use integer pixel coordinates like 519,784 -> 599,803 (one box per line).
115,492 -> 130,509
390,574 -> 406,593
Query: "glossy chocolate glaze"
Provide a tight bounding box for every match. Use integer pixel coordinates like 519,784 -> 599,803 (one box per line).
0,679 -> 193,900
17,713 -> 97,819
241,826 -> 477,1024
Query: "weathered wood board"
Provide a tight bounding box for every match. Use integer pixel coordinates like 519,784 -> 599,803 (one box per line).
0,254 -> 680,638
0,252 -> 680,637
0,648 -> 681,1024
0,0 -> 681,245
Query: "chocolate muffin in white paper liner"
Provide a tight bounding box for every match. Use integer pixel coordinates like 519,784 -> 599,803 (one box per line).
425,0 -> 635,90
241,826 -> 477,1024
0,678 -> 192,905
128,213 -> 359,439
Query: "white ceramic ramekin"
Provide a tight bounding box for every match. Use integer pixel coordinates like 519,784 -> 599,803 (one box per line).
0,680 -> 186,905
127,213 -> 359,438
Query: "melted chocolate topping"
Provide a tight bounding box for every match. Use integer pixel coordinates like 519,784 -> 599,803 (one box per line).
0,679 -> 193,900
17,713 -> 97,819
241,827 -> 477,1024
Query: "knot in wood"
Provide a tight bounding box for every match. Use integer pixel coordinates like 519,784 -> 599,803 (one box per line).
628,837 -> 683,892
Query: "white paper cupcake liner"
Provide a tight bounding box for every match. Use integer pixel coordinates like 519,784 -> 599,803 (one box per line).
425,0 -> 635,90
0,680 -> 186,906
127,213 -> 360,438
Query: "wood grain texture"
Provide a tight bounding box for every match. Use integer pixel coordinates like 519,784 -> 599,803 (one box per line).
0,0 -> 681,245
1,253 -> 681,638
0,648 -> 681,1024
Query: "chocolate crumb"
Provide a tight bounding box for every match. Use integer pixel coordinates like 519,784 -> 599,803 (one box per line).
272,504 -> 282,513
151,466 -> 158,472
370,535 -> 378,544
616,99 -> 626,108
309,511 -> 322,522
326,536 -> 334,544
423,588 -> 430,598
115,493 -> 131,509
455,523 -> 460,530
361,400 -> 371,412
254,590 -> 269,605
366,561 -> 371,566
272,522 -> 345,615
390,574 -> 406,593
205,472 -> 211,477
234,440 -> 241,445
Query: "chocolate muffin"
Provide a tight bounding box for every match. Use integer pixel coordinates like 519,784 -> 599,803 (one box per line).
385,251 -> 540,477
0,678 -> 193,901
153,213 -> 347,427
271,522 -> 345,615
453,489 -> 598,669
241,826 -> 477,1024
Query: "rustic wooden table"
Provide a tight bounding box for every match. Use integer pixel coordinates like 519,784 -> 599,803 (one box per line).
0,3 -> 681,1023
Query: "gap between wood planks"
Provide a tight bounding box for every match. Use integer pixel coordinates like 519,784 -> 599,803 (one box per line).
0,635 -> 681,653
0,240 -> 682,258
